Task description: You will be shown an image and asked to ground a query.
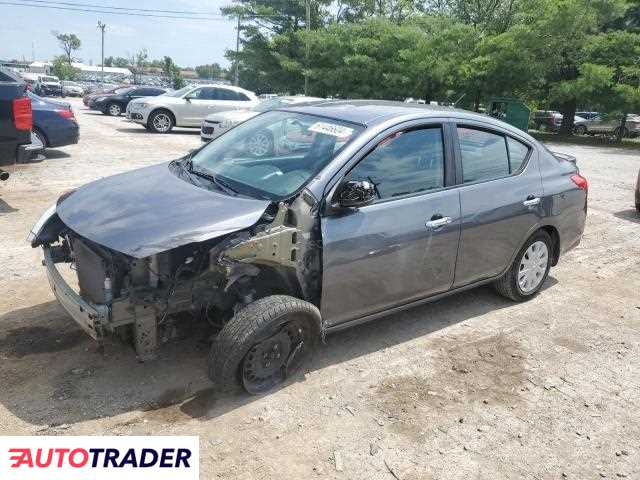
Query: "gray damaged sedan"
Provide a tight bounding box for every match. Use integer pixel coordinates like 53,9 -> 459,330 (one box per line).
29,101 -> 588,394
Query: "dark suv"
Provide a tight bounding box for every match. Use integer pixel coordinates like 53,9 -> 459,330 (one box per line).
30,101 -> 588,394
89,86 -> 167,116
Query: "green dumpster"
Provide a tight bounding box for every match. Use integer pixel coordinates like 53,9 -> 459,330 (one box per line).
487,97 -> 531,132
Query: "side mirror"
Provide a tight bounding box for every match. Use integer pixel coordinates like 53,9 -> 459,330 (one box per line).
335,180 -> 376,208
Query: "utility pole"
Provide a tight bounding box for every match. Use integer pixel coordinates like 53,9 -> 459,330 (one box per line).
305,0 -> 310,95
97,21 -> 106,84
234,14 -> 241,86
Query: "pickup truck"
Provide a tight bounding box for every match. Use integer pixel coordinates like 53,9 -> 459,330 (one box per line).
0,68 -> 41,171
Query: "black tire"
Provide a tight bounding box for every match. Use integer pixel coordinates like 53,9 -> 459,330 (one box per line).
494,230 -> 553,302
148,109 -> 175,133
105,102 -> 122,116
208,295 -> 321,394
614,126 -> 629,138
574,125 -> 587,135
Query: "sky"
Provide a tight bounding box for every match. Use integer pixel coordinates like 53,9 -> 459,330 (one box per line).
0,0 -> 238,67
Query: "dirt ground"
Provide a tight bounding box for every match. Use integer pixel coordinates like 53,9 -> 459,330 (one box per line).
1,98 -> 639,479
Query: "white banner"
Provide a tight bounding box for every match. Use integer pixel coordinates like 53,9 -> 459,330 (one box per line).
0,436 -> 199,480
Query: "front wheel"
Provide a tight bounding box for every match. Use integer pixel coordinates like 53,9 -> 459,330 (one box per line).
494,230 -> 553,302
148,110 -> 174,133
106,103 -> 122,116
208,295 -> 321,394
574,125 -> 587,135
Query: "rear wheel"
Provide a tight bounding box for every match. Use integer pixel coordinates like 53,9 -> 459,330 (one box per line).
614,126 -> 629,138
106,103 -> 122,116
148,110 -> 174,133
208,295 -> 321,394
32,128 -> 47,149
494,230 -> 553,302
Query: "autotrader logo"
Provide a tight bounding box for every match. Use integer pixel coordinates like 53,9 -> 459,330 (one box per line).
0,436 -> 199,480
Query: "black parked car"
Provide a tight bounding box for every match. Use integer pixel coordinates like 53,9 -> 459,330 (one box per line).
89,86 -> 167,116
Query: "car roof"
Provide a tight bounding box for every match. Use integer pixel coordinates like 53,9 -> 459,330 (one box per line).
194,83 -> 254,94
282,99 -> 517,130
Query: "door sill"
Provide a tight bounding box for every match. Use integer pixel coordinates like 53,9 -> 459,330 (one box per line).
324,276 -> 500,334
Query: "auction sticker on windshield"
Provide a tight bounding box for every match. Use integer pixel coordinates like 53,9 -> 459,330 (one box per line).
308,122 -> 354,138
0,436 -> 198,480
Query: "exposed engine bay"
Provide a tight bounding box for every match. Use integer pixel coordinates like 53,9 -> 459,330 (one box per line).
36,193 -> 322,361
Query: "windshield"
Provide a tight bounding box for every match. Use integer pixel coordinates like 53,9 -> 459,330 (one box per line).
165,86 -> 193,98
254,98 -> 292,112
41,76 -> 58,82
189,110 -> 363,200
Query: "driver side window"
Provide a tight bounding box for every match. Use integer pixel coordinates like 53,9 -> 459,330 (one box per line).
345,127 -> 445,200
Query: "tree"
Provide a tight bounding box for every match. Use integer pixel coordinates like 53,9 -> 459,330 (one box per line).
51,55 -> 79,80
53,32 -> 81,64
582,30 -> 640,140
195,63 -> 227,79
162,56 -> 186,89
128,49 -> 148,84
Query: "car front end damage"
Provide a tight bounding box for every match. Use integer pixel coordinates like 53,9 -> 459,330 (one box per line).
29,192 -> 322,361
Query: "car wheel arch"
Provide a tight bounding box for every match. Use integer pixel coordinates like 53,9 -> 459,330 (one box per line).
503,223 -> 561,275
32,126 -> 48,147
151,107 -> 176,124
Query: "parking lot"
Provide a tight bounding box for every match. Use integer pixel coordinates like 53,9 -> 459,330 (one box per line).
0,98 -> 639,479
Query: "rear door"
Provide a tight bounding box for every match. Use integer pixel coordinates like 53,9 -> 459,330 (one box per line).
321,123 -> 461,326
452,124 -> 544,287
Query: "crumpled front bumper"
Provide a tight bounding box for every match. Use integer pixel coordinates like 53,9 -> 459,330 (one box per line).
43,246 -> 109,340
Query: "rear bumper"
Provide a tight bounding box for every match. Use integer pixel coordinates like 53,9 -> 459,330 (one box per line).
43,246 -> 109,340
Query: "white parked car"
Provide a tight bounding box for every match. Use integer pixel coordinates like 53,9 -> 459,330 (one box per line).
576,113 -> 640,137
200,95 -> 323,143
126,84 -> 259,133
61,80 -> 84,97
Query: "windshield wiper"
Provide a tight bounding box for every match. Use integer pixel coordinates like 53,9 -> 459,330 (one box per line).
189,165 -> 239,196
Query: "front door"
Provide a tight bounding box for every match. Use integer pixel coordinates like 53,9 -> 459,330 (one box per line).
321,125 -> 461,326
452,125 -> 544,286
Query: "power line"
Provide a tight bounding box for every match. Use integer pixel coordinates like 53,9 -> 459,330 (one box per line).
18,0 -> 221,16
3,0 -> 289,19
0,1 -> 229,19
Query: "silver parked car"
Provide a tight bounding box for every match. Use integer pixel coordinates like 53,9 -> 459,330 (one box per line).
200,95 -> 324,146
126,84 -> 259,133
575,113 -> 640,137
61,80 -> 84,97
29,101 -> 587,394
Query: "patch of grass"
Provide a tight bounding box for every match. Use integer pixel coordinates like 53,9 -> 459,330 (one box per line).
530,130 -> 640,150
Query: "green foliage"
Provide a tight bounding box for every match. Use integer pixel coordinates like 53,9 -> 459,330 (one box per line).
51,55 -> 79,80
53,32 -> 81,64
225,0 -> 639,140
161,56 -> 186,89
195,63 -> 228,79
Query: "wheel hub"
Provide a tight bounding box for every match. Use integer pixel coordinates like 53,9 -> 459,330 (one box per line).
518,241 -> 549,293
242,322 -> 306,394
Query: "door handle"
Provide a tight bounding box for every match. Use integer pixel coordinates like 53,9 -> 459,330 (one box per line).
425,216 -> 452,229
523,196 -> 541,207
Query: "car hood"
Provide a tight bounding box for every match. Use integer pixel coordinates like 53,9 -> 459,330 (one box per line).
56,162 -> 271,258
204,110 -> 258,123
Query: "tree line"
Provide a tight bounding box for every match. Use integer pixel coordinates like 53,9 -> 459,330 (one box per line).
225,0 -> 640,135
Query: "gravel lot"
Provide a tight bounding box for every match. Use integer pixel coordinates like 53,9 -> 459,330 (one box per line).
1,98 -> 639,479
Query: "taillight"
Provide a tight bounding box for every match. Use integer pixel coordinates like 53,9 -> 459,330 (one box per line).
571,173 -> 588,191
55,108 -> 75,120
13,97 -> 32,130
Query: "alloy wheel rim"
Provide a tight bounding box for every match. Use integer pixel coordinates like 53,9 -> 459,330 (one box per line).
153,114 -> 171,132
247,133 -> 270,156
518,241 -> 549,294
109,104 -> 121,115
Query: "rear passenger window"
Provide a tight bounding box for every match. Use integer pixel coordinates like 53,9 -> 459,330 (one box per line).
507,137 -> 529,172
346,127 -> 445,200
458,127 -> 509,183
